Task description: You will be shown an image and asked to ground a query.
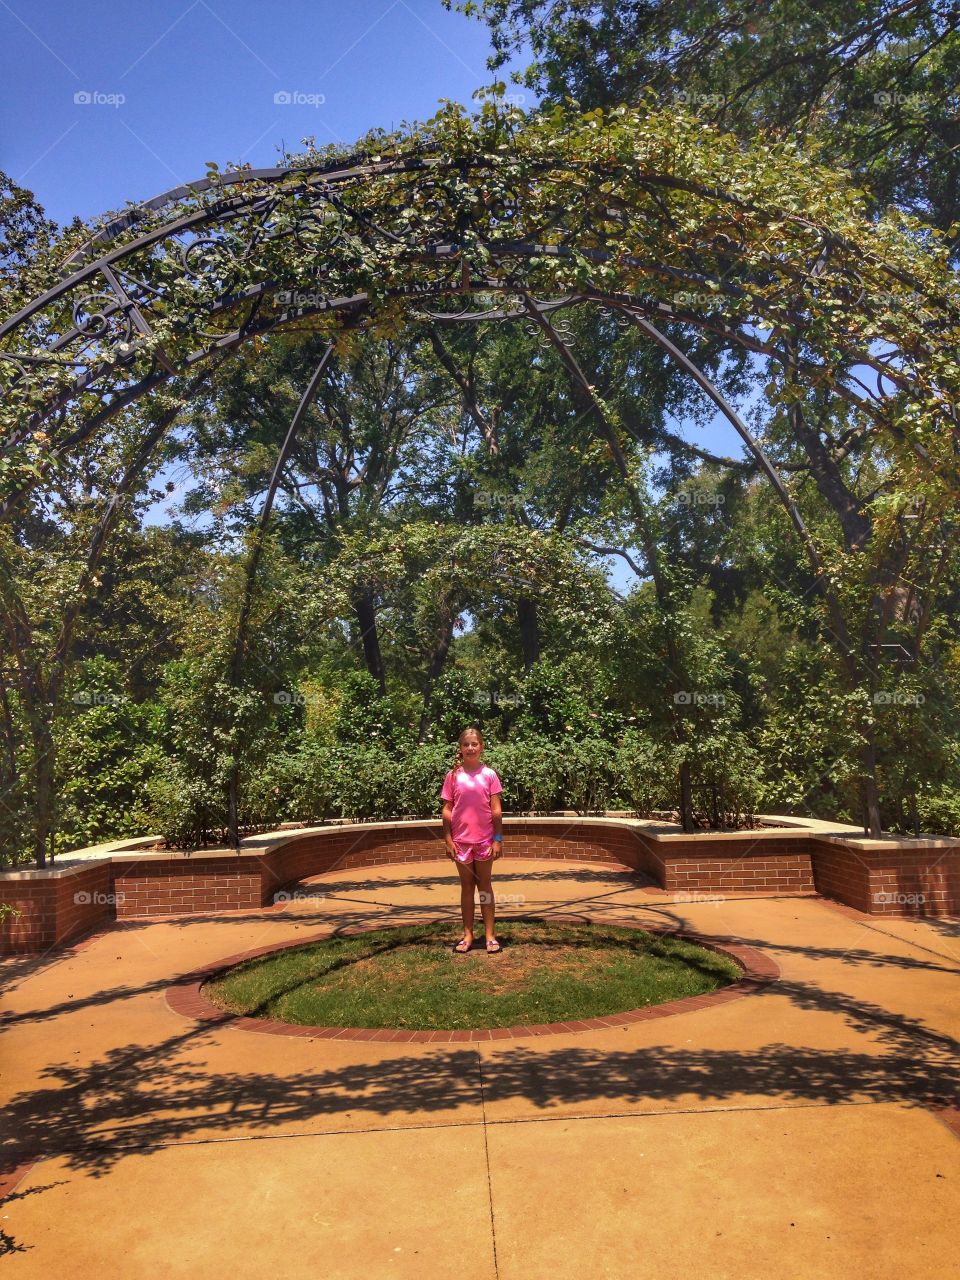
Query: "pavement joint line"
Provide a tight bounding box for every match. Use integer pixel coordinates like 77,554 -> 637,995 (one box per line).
4,1096 -> 947,1176
813,904 -> 960,971
477,1050 -> 501,1280
819,914 -> 960,968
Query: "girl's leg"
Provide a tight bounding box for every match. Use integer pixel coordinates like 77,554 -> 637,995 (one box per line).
455,858 -> 477,941
472,857 -> 496,942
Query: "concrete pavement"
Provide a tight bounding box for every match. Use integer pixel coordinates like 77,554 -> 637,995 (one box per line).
2,858 -> 958,1278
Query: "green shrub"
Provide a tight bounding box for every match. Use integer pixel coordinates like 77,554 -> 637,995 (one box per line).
616,729 -> 679,816
685,730 -> 764,827
54,659 -> 162,854
331,744 -> 408,821
484,736 -> 561,812
915,785 -> 960,838
399,742 -> 460,817
513,658 -> 609,740
558,736 -> 619,814
427,670 -> 491,742
146,655 -> 283,846
147,758 -> 228,848
332,671 -> 416,749
282,738 -> 338,824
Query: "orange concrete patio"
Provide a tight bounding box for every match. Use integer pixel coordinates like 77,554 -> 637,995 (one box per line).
1,857 -> 958,1278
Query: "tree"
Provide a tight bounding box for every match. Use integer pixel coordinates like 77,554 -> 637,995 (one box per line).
456,0 -> 960,243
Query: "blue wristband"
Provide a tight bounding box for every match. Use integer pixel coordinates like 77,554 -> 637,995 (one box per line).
492,835 -> 503,842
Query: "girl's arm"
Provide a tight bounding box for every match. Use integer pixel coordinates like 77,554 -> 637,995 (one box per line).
490,793 -> 503,856
441,801 -> 456,858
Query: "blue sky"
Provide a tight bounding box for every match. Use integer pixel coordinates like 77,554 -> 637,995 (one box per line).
1,0 -> 513,225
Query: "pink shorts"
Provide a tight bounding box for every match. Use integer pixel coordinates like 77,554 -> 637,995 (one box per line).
453,841 -> 494,865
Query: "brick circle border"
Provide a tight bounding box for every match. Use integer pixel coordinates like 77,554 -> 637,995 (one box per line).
165,915 -> 780,1042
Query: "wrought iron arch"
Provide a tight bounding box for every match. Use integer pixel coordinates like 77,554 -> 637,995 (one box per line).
2,110 -> 957,844
2,140 -> 954,484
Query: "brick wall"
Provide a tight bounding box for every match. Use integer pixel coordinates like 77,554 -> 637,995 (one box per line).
264,826 -> 447,894
466,821 -> 644,869
53,863 -> 115,941
865,848 -> 959,917
2,820 -> 957,953
0,880 -> 57,953
656,837 -> 815,894
812,839 -> 960,917
111,857 -> 264,917
263,822 -> 651,899
811,840 -> 872,912
0,862 -> 112,954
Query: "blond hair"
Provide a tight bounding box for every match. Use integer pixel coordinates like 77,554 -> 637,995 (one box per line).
451,724 -> 485,775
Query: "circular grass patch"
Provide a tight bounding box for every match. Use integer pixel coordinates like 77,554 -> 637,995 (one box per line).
202,920 -> 742,1031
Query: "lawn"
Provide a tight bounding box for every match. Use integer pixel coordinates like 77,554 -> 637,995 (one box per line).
203,919 -> 742,1030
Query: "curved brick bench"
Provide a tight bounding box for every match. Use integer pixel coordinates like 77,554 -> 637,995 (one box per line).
165,915 -> 781,1042
2,815 -> 958,953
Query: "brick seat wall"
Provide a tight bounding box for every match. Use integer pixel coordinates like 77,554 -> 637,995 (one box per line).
812,839 -> 960,916
636,832 -> 815,894
0,862 -> 113,954
2,818 -> 957,953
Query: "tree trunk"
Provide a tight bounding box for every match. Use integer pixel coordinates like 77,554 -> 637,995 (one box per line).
861,732 -> 883,838
679,759 -> 695,834
517,596 -> 540,671
227,771 -> 238,852
352,587 -> 386,694
29,712 -> 54,869
908,792 -> 920,840
417,612 -> 457,744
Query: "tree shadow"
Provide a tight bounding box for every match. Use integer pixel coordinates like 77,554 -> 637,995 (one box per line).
3,963 -> 957,1181
0,1228 -> 30,1257
579,902 -> 960,975
294,865 -> 657,896
0,1180 -> 65,1255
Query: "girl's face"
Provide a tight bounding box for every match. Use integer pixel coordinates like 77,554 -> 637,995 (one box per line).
460,733 -> 483,767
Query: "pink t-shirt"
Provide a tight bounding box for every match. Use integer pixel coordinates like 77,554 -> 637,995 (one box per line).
441,764 -> 503,846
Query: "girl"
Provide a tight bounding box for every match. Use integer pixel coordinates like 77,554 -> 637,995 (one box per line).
440,725 -> 504,953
